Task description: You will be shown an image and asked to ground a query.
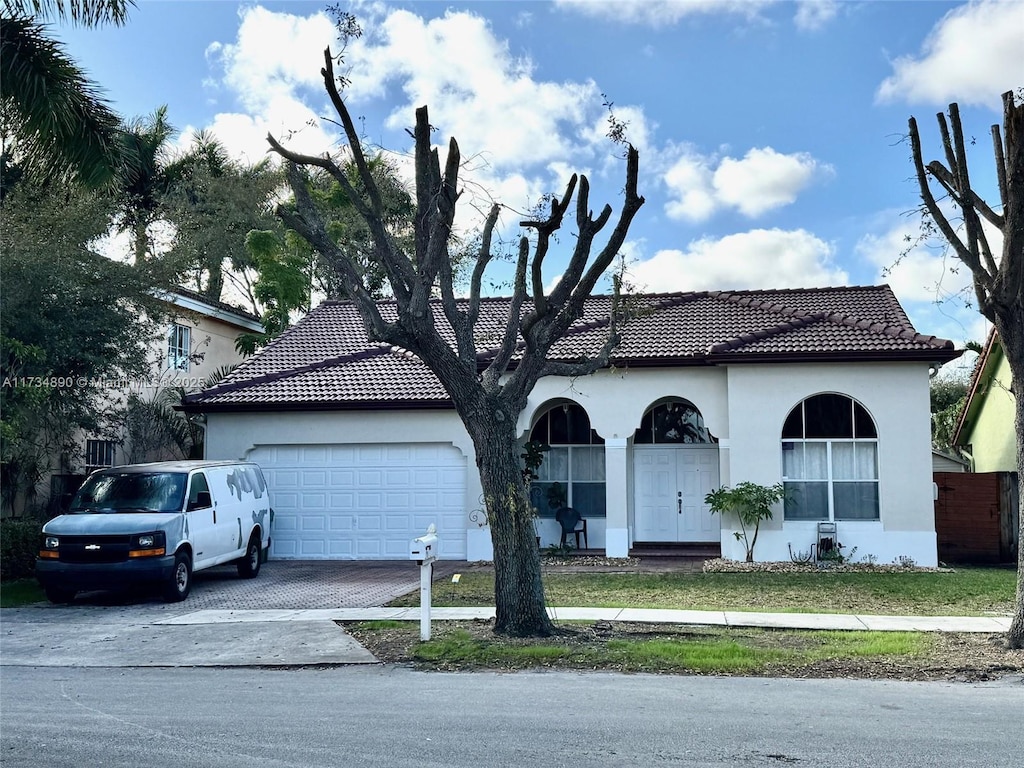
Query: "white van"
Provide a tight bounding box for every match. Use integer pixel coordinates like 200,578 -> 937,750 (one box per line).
36,461 -> 272,603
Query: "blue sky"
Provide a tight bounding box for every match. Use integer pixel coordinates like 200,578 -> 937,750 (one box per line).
55,0 -> 1024,371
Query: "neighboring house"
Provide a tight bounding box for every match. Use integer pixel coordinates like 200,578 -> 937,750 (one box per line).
953,328 -> 1017,473
932,448 -> 968,474
182,285 -> 960,566
54,289 -> 263,511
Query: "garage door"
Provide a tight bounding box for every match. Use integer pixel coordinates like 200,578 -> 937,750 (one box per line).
250,443 -> 467,560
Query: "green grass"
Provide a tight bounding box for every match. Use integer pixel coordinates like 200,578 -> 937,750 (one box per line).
398,567 -> 1015,616
404,626 -> 930,673
0,579 -> 44,608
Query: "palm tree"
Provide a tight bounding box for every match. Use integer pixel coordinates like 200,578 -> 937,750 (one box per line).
114,105 -> 180,264
0,1 -> 133,191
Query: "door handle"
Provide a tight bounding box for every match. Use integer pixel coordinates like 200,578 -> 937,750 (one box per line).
677,491 -> 682,514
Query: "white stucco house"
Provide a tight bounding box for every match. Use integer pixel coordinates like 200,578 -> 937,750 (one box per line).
182,285 -> 961,566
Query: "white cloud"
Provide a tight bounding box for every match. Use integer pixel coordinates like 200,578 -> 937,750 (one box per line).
663,152 -> 717,222
853,209 -> 999,346
662,146 -> 829,222
713,147 -> 829,217
629,228 -> 847,292
876,0 -> 1024,109
345,9 -> 605,173
793,0 -> 838,31
204,6 -> 339,162
554,0 -> 771,26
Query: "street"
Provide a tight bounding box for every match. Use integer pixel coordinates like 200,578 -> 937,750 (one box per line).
2,666 -> 1021,767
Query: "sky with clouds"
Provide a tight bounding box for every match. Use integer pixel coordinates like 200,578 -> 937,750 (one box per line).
56,0 -> 1024,370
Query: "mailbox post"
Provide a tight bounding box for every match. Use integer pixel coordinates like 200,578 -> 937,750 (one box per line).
409,524 -> 438,641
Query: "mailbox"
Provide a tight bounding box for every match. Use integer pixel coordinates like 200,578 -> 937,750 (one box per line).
410,524 -> 438,564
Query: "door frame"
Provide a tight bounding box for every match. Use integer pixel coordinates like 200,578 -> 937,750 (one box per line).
632,445 -> 721,544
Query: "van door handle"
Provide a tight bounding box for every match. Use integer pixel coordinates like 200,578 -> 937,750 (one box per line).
677,491 -> 682,514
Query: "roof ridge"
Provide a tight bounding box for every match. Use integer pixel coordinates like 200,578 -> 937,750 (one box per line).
186,345 -> 395,402
819,310 -> 954,349
708,288 -> 953,351
707,312 -> 826,354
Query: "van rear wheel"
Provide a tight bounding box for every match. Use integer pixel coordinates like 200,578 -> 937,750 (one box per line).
237,534 -> 262,579
163,552 -> 192,602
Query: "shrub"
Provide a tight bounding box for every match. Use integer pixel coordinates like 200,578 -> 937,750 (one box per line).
1,518 -> 43,581
705,482 -> 785,562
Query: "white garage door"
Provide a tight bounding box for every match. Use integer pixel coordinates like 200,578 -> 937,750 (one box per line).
251,443 -> 467,560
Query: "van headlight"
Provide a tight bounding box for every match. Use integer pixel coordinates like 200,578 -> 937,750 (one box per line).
129,532 -> 166,558
39,535 -> 60,559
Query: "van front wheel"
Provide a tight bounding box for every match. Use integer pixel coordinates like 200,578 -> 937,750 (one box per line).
237,534 -> 262,579
163,552 -> 192,602
45,586 -> 76,604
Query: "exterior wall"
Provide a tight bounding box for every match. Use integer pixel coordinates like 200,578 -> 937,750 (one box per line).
203,409 -> 490,559
963,352 -> 1017,473
724,362 -> 938,566
932,452 -> 967,473
203,360 -> 938,565
520,367 -> 729,557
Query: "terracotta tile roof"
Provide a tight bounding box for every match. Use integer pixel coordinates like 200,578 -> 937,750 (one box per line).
184,285 -> 960,411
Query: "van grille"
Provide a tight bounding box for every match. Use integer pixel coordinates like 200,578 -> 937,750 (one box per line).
58,536 -> 132,564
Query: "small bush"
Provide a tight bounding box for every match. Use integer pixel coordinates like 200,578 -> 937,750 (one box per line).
1,518 -> 43,581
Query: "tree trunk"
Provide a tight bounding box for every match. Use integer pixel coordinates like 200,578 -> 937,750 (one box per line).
466,410 -> 554,637
998,307 -> 1024,649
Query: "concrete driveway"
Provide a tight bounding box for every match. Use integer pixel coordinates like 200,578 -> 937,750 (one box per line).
21,559 -> 468,613
0,560 -> 468,668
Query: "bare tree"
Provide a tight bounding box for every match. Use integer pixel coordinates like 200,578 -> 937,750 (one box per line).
908,90 -> 1023,648
267,48 -> 643,637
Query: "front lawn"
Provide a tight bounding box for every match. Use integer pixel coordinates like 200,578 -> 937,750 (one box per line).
400,567 -> 1016,616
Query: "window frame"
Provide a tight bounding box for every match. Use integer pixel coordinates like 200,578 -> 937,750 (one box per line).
168,323 -> 191,372
85,439 -> 116,474
781,394 -> 879,522
528,404 -> 606,519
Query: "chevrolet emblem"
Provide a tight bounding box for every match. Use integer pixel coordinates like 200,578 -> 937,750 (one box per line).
85,544 -> 101,550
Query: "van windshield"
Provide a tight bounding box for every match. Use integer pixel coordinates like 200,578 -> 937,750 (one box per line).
70,472 -> 188,514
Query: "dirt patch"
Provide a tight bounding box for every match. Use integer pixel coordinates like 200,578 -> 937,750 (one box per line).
343,619 -> 1024,682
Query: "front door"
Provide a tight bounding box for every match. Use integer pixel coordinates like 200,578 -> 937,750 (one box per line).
634,448 -> 720,542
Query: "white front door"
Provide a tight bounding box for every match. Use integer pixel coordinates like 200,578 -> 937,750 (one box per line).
634,448 -> 720,542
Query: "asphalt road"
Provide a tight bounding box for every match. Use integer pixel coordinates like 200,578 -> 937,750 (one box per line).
2,666 -> 1021,768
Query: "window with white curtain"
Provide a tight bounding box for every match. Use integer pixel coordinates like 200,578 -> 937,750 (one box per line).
527,403 -> 606,518
781,394 -> 879,521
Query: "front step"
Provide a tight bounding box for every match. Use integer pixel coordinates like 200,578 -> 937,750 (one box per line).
630,542 -> 721,559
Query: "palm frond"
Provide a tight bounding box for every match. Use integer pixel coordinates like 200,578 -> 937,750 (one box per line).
3,0 -> 134,27
0,16 -> 123,187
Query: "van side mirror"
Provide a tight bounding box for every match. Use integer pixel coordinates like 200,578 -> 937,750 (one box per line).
189,491 -> 212,511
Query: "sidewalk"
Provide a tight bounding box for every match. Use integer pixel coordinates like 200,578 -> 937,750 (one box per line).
152,606 -> 1013,633
1,606 -> 1010,669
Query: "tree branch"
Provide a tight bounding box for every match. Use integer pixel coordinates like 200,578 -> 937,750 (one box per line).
908,115 -> 994,313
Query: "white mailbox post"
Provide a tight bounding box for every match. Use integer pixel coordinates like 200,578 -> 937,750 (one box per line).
409,524 -> 438,641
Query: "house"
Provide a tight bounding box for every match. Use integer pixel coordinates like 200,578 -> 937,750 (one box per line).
932,448 -> 968,473
182,285 -> 960,566
953,328 -> 1017,473
49,289 -> 263,512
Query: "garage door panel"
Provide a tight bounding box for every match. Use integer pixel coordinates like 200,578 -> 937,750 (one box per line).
357,491 -> 384,509
330,470 -> 355,485
329,492 -> 355,509
302,470 -> 328,485
328,515 -> 354,531
252,442 -> 467,560
273,471 -> 300,489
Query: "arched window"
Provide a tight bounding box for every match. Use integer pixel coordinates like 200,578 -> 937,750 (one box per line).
781,394 -> 879,521
527,403 -> 605,519
634,399 -> 717,444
